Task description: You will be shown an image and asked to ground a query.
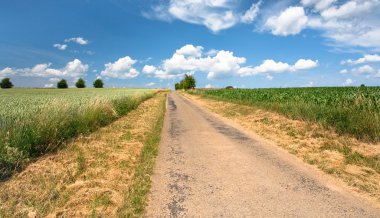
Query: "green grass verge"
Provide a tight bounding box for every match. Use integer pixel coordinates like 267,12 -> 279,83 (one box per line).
118,93 -> 166,217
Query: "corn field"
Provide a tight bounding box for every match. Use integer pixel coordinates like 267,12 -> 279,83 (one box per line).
0,88 -> 154,179
190,87 -> 380,142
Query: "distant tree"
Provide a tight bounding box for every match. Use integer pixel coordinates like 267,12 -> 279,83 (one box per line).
175,83 -> 180,90
360,84 -> 366,87
175,74 -> 196,90
57,79 -> 68,89
184,74 -> 196,90
226,86 -> 234,89
93,79 -> 104,88
0,78 -> 13,89
179,80 -> 185,90
75,78 -> 86,88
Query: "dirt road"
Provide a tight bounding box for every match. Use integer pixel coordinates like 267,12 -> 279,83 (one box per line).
146,92 -> 380,217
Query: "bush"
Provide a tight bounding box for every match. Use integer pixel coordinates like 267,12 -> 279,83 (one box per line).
57,79 -> 68,89
93,79 -> 104,88
76,78 -> 86,88
0,78 -> 13,89
226,86 -> 234,89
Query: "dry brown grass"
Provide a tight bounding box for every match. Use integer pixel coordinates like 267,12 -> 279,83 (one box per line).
0,92 -> 167,217
184,93 -> 380,203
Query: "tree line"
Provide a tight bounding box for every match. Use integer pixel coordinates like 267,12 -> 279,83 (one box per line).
57,78 -> 104,88
0,77 -> 104,89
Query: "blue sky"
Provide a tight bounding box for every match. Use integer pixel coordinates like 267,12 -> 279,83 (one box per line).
1,0 -> 380,88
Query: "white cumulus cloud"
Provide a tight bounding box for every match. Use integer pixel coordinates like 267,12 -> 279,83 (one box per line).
175,44 -> 204,57
0,67 -> 15,77
158,44 -> 246,79
301,0 -> 336,11
0,59 -> 89,78
306,0 -> 380,49
339,61 -> 380,78
265,6 -> 308,36
343,54 -> 380,65
142,65 -> 157,74
343,78 -> 353,86
101,56 -> 139,79
144,1 -> 380,50
143,44 -> 318,80
241,1 -> 261,23
321,1 -> 374,19
238,59 -> 318,76
238,60 -> 290,75
293,59 -> 319,70
168,0 -> 238,33
266,75 -> 274,81
53,44 -> 67,50
257,1 -> 380,49
65,37 -> 89,45
144,0 -> 261,33
351,65 -> 375,74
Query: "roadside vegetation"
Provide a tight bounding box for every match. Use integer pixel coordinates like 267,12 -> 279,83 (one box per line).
0,92 -> 167,217
0,88 -> 154,180
190,87 -> 380,142
119,91 -> 166,216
